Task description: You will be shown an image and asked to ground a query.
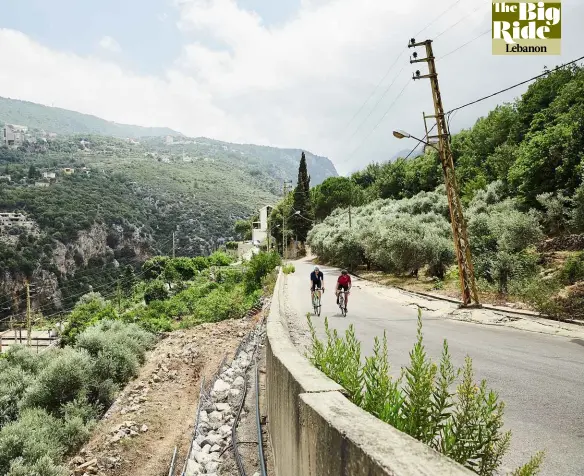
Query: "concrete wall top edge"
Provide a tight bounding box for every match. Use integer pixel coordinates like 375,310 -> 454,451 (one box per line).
301,391 -> 474,475
267,270 -> 343,394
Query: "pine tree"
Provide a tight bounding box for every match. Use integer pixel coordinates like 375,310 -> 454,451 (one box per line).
290,152 -> 314,242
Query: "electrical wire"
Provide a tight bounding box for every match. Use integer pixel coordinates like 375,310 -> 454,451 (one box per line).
341,50 -> 407,133
341,0 -> 472,139
434,3 -> 487,40
346,80 -> 412,162
0,235 -> 174,312
347,65 -> 406,142
404,123 -> 437,160
414,0 -> 463,38
446,54 -> 584,114
441,28 -> 491,59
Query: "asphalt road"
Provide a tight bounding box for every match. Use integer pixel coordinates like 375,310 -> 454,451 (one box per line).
285,260 -> 584,476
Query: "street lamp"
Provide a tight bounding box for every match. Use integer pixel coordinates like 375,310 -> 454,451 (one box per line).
393,130 -> 439,151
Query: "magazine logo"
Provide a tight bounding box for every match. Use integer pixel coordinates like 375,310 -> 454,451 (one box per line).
492,1 -> 561,55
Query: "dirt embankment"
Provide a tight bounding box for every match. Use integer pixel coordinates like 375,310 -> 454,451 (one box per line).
68,318 -> 257,476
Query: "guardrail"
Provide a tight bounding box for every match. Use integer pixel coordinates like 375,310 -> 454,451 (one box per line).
265,269 -> 474,476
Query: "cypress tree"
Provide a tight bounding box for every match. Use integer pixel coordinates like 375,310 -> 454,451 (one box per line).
290,152 -> 314,242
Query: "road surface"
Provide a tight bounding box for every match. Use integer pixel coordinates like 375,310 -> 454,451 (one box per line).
284,259 -> 584,476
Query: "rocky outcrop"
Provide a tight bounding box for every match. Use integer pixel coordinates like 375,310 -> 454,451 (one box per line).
1,221 -> 153,316
538,234 -> 584,252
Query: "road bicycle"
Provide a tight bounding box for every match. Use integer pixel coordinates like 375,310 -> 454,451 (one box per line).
338,290 -> 349,317
312,288 -> 323,316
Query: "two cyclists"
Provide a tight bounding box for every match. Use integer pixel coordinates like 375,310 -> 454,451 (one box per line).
310,266 -> 352,312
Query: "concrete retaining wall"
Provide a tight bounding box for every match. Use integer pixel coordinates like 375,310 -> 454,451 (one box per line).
266,270 -> 474,476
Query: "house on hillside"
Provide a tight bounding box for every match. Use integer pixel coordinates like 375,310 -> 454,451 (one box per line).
2,124 -> 28,147
62,168 -> 74,175
0,212 -> 36,233
0,175 -> 11,183
252,205 -> 274,245
35,181 -> 50,188
42,172 -> 56,180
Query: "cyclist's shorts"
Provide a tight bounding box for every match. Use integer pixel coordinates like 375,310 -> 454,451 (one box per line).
337,283 -> 349,291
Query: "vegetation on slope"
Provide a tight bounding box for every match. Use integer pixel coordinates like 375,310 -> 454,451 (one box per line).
0,250 -> 280,475
305,64 -> 584,318
0,96 -> 179,138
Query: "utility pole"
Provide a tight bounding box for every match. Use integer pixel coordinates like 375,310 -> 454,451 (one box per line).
349,205 -> 352,228
25,280 -> 31,347
172,231 -> 176,258
408,38 -> 479,307
282,180 -> 293,260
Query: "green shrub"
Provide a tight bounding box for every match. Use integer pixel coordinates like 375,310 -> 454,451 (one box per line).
143,280 -> 169,304
307,310 -> 544,475
0,409 -> 66,474
191,256 -> 210,271
193,285 -> 248,323
215,267 -> 243,285
6,455 -> 67,476
226,241 -> 238,250
208,251 -> 233,267
282,264 -> 295,274
142,256 -> 169,280
2,346 -> 49,375
0,365 -> 35,428
20,348 -> 92,414
243,251 -> 281,293
61,294 -> 118,345
559,252 -> 584,285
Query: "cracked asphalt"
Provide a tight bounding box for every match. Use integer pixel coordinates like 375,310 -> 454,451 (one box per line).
286,259 -> 584,476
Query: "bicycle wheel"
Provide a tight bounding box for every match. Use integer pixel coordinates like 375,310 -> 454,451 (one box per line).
339,294 -> 346,317
316,294 -> 321,316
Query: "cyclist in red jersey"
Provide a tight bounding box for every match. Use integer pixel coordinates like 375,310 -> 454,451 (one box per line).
336,269 -> 352,309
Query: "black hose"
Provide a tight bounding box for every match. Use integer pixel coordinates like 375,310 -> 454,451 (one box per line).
255,364 -> 268,476
232,369 -> 248,476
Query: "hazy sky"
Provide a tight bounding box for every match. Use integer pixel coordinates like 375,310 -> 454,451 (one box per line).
0,0 -> 582,174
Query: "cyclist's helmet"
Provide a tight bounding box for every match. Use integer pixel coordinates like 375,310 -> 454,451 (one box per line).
314,265 -> 320,271
341,269 -> 348,275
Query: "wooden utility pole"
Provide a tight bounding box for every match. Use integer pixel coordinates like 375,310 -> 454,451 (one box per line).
349,205 -> 352,228
25,280 -> 32,346
282,180 -> 293,260
172,231 -> 176,258
408,38 -> 479,307
283,181 -> 289,260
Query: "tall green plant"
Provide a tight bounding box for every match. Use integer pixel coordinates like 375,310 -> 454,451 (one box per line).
307,308 -> 543,475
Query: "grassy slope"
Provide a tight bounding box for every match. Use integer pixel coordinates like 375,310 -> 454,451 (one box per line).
0,97 -> 180,138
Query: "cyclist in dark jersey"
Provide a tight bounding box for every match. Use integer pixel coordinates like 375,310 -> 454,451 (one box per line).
310,266 -> 324,300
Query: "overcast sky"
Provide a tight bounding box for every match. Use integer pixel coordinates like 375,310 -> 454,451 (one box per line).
0,0 -> 582,174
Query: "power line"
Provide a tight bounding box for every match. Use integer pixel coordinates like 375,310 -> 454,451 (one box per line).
341,0 -> 472,138
347,65 -> 406,142
342,50 -> 407,133
414,0 -> 463,37
346,80 -> 412,162
0,234 -> 175,315
404,123 -> 437,159
447,54 -> 584,114
434,3 -> 487,40
441,28 -> 491,59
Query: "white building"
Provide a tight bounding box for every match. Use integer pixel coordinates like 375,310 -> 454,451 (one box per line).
42,172 -> 56,180
252,205 -> 273,245
2,124 -> 28,146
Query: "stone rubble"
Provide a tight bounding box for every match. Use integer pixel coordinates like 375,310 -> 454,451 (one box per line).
184,325 -> 265,476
